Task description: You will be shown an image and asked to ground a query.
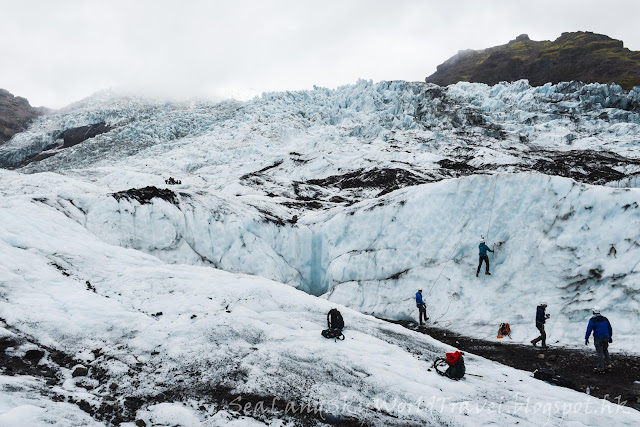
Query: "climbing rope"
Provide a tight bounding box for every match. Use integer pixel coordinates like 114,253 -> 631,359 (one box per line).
426,222 -> 469,296
485,173 -> 499,241
432,292 -> 460,325
427,173 -> 501,325
427,173 -> 499,297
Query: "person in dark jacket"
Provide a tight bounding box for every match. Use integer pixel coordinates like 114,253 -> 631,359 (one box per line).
476,237 -> 494,277
415,289 -> 428,326
585,306 -> 613,373
530,302 -> 550,349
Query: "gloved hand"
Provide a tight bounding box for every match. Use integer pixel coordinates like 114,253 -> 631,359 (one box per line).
545,314 -> 550,319
609,337 -> 613,343
585,339 -> 589,345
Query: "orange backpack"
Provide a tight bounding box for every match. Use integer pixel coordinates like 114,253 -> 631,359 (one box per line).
497,323 -> 511,338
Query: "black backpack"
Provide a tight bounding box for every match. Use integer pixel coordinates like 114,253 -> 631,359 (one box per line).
327,309 -> 344,330
433,351 -> 465,380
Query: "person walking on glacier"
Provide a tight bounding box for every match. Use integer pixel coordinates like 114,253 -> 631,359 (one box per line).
476,237 -> 494,277
530,302 -> 550,349
585,306 -> 613,373
415,289 -> 428,326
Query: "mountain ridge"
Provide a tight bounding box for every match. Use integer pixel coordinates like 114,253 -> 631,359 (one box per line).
426,31 -> 640,90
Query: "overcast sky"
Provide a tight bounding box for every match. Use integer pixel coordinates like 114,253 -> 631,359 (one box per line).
2,0 -> 639,108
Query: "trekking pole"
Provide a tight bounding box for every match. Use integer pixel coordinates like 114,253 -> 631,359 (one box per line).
467,373 -> 483,378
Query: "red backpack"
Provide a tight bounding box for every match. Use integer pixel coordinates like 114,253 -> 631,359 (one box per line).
434,351 -> 465,380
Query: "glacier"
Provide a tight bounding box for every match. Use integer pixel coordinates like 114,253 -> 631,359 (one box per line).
1,79 -> 640,425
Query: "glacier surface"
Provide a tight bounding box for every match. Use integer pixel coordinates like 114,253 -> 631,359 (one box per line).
1,79 -> 640,424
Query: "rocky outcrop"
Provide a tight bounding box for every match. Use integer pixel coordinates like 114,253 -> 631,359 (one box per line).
72,365 -> 89,377
62,122 -> 111,148
111,186 -> 180,206
426,32 -> 640,90
0,89 -> 48,144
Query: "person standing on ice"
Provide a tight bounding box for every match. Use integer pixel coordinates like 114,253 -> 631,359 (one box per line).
415,289 -> 428,326
585,306 -> 613,373
476,237 -> 493,277
530,302 -> 550,349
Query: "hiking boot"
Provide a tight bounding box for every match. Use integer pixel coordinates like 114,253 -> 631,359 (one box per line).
541,345 -> 549,350
476,272 -> 479,277
531,340 -> 537,347
485,272 -> 491,275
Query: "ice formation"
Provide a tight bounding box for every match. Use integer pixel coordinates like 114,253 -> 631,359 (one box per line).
1,79 -> 639,425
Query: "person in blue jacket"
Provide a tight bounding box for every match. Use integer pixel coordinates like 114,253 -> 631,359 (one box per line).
476,237 -> 494,277
585,306 -> 613,373
530,302 -> 550,349
415,289 -> 428,326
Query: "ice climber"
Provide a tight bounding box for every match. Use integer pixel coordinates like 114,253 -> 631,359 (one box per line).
585,306 -> 613,373
415,289 -> 428,326
530,302 -> 550,349
476,237 -> 493,277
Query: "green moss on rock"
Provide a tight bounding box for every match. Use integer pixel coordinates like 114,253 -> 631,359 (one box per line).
426,31 -> 640,90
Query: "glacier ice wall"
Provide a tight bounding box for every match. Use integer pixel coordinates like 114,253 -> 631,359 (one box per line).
317,173 -> 640,348
85,191 -> 314,292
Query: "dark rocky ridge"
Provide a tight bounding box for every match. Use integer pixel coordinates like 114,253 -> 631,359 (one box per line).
111,186 -> 180,206
62,122 -> 111,148
426,32 -> 640,90
14,121 -> 113,168
0,89 -> 49,144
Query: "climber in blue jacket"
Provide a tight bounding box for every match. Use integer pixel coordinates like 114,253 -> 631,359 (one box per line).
476,237 -> 494,277
415,289 -> 428,326
585,306 -> 613,373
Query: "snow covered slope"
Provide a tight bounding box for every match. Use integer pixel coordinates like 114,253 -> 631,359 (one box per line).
1,184 -> 639,425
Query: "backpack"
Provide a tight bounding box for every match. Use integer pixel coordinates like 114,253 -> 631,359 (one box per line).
321,328 -> 345,340
433,351 -> 465,380
497,323 -> 511,339
327,309 -> 344,330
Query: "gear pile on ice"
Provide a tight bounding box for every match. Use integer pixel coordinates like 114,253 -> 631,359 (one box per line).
433,351 -> 466,380
321,309 -> 345,340
497,323 -> 511,339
